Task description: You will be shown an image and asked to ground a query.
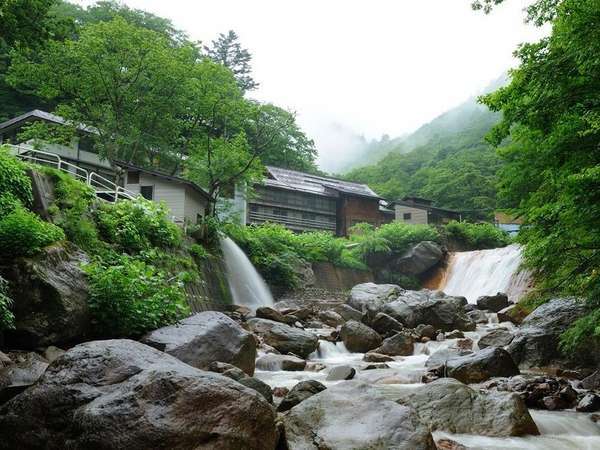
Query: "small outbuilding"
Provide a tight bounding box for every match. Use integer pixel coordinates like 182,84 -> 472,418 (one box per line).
391,197 -> 462,225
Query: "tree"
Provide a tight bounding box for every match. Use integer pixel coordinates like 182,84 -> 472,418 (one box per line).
480,0 -> 600,351
205,30 -> 258,93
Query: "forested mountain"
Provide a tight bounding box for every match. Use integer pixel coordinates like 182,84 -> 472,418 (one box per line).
343,94 -> 503,220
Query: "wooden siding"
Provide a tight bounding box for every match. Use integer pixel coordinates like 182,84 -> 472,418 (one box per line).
394,205 -> 429,224
126,172 -> 186,222
184,186 -> 208,224
338,196 -> 383,236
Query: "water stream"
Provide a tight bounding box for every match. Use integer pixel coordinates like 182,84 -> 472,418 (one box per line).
251,245 -> 599,449
220,236 -> 274,311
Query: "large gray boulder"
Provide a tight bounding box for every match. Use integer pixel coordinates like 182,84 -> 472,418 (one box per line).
393,241 -> 444,275
1,244 -> 90,348
246,318 -> 318,358
340,320 -> 382,353
0,352 -> 48,403
476,293 -> 509,312
391,378 -> 539,436
0,340 -> 278,449
255,354 -> 306,371
383,290 -> 476,332
277,380 -> 326,412
478,328 -> 514,349
347,282 -> 401,313
444,347 -> 520,383
507,298 -> 587,369
142,311 -> 257,375
375,332 -> 415,356
283,382 -> 436,449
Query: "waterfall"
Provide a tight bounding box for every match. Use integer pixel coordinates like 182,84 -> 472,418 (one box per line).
220,236 -> 274,310
438,244 -> 531,303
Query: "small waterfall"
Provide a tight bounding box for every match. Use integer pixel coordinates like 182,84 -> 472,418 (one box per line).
220,237 -> 274,310
439,244 -> 531,303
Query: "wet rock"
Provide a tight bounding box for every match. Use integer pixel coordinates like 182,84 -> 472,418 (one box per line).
206,361 -> 247,381
256,306 -> 295,325
363,352 -> 395,363
347,282 -> 402,313
497,304 -> 527,325
334,304 -> 363,322
142,311 -> 257,375
256,353 -> 307,371
0,352 -> 12,368
366,311 -> 404,337
467,309 -> 489,324
445,330 -> 464,339
0,352 -> 48,403
507,298 -> 587,369
393,241 -> 444,275
277,380 -> 326,412
416,324 -> 437,339
283,382 -> 436,449
581,370 -> 600,390
326,365 -> 356,381
42,346 -> 65,363
364,363 -> 391,370
478,328 -> 514,349
375,332 -> 415,356
273,386 -> 289,398
239,377 -> 273,404
436,438 -> 467,450
339,320 -> 382,353
306,362 -> 326,372
425,349 -> 473,370
455,338 -> 473,351
445,347 -> 520,384
476,293 -> 509,312
577,394 -> 600,412
391,378 -> 539,436
318,310 -> 344,327
1,244 -> 90,348
246,318 -> 318,358
0,340 -> 278,449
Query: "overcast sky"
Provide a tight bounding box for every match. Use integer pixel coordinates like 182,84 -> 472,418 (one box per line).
76,0 -> 546,171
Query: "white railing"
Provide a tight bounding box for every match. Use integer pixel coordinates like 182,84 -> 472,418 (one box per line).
8,143 -> 138,202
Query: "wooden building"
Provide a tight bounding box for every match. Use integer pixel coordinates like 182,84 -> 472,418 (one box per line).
391,196 -> 461,225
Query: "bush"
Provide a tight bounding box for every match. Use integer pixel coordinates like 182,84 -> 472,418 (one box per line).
0,205 -> 65,259
375,222 -> 440,253
443,220 -> 511,250
95,197 -> 182,253
0,276 -> 15,331
85,255 -> 189,337
560,308 -> 600,354
0,147 -> 33,208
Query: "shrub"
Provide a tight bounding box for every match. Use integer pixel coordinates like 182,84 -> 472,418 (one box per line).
95,197 -> 182,253
375,222 -> 440,253
560,308 -> 600,354
0,147 -> 33,208
0,192 -> 22,216
0,205 -> 65,259
443,220 -> 511,250
85,255 -> 189,337
0,276 -> 15,331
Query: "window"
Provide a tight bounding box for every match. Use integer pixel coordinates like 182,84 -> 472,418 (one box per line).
140,185 -> 154,200
403,212 -> 412,220
128,171 -> 140,184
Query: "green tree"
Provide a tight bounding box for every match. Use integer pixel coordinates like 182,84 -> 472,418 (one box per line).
205,30 -> 258,93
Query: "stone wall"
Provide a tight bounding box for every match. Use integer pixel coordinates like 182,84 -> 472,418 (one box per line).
185,255 -> 233,312
311,262 -> 373,292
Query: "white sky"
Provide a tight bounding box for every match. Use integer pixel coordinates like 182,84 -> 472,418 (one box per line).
75,0 -> 546,171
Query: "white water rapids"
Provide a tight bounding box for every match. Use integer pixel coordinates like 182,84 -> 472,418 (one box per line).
249,245 -> 599,449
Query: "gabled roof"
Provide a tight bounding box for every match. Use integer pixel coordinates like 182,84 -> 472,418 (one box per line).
0,109 -> 97,134
390,199 -> 461,215
115,160 -> 210,200
264,166 -> 381,200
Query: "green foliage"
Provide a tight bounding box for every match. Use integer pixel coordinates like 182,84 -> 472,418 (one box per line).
442,220 -> 511,250
95,197 -> 182,254
0,204 -> 65,259
205,30 -> 257,93
189,243 -> 210,260
85,254 -> 189,337
559,308 -> 600,354
0,276 -> 15,331
0,147 -> 33,208
375,222 -> 440,254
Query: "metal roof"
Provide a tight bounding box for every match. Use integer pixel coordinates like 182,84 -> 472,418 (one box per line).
0,109 -> 97,134
265,166 -> 381,199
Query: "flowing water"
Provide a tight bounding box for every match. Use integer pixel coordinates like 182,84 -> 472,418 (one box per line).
438,244 -> 532,303
251,243 -> 599,449
220,236 -> 274,311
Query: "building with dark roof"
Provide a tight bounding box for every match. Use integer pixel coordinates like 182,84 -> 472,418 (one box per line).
390,196 -> 462,225
247,166 -> 388,235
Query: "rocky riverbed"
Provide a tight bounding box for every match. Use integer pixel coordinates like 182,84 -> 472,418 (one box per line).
1,282 -> 599,449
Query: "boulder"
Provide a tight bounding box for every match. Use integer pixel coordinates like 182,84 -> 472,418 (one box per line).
246,318 -> 318,358
425,349 -> 472,370
393,241 -> 444,275
582,370 -> 600,390
0,352 -> 48,403
576,394 -> 600,412
334,304 -> 363,322
255,354 -> 306,371
1,244 -> 90,348
467,309 -> 489,324
444,347 -> 520,384
256,306 -> 295,325
478,328 -> 514,349
416,324 -> 438,339
142,311 -> 257,375
363,352 -> 395,363
391,378 -> 539,436
507,298 -> 587,369
0,340 -> 278,449
42,346 -> 65,363
326,365 -> 356,381
347,282 -> 401,313
476,293 -> 509,312
367,312 -> 404,336
239,377 -> 273,404
446,330 -> 465,339
375,332 -> 414,356
206,361 -> 247,381
497,304 -> 527,325
318,310 -> 344,327
339,320 -> 382,353
383,291 -> 476,332
282,382 -> 436,449
277,380 -> 326,412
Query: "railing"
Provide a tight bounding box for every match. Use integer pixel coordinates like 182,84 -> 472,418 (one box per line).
248,210 -> 336,232
8,143 -> 138,203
